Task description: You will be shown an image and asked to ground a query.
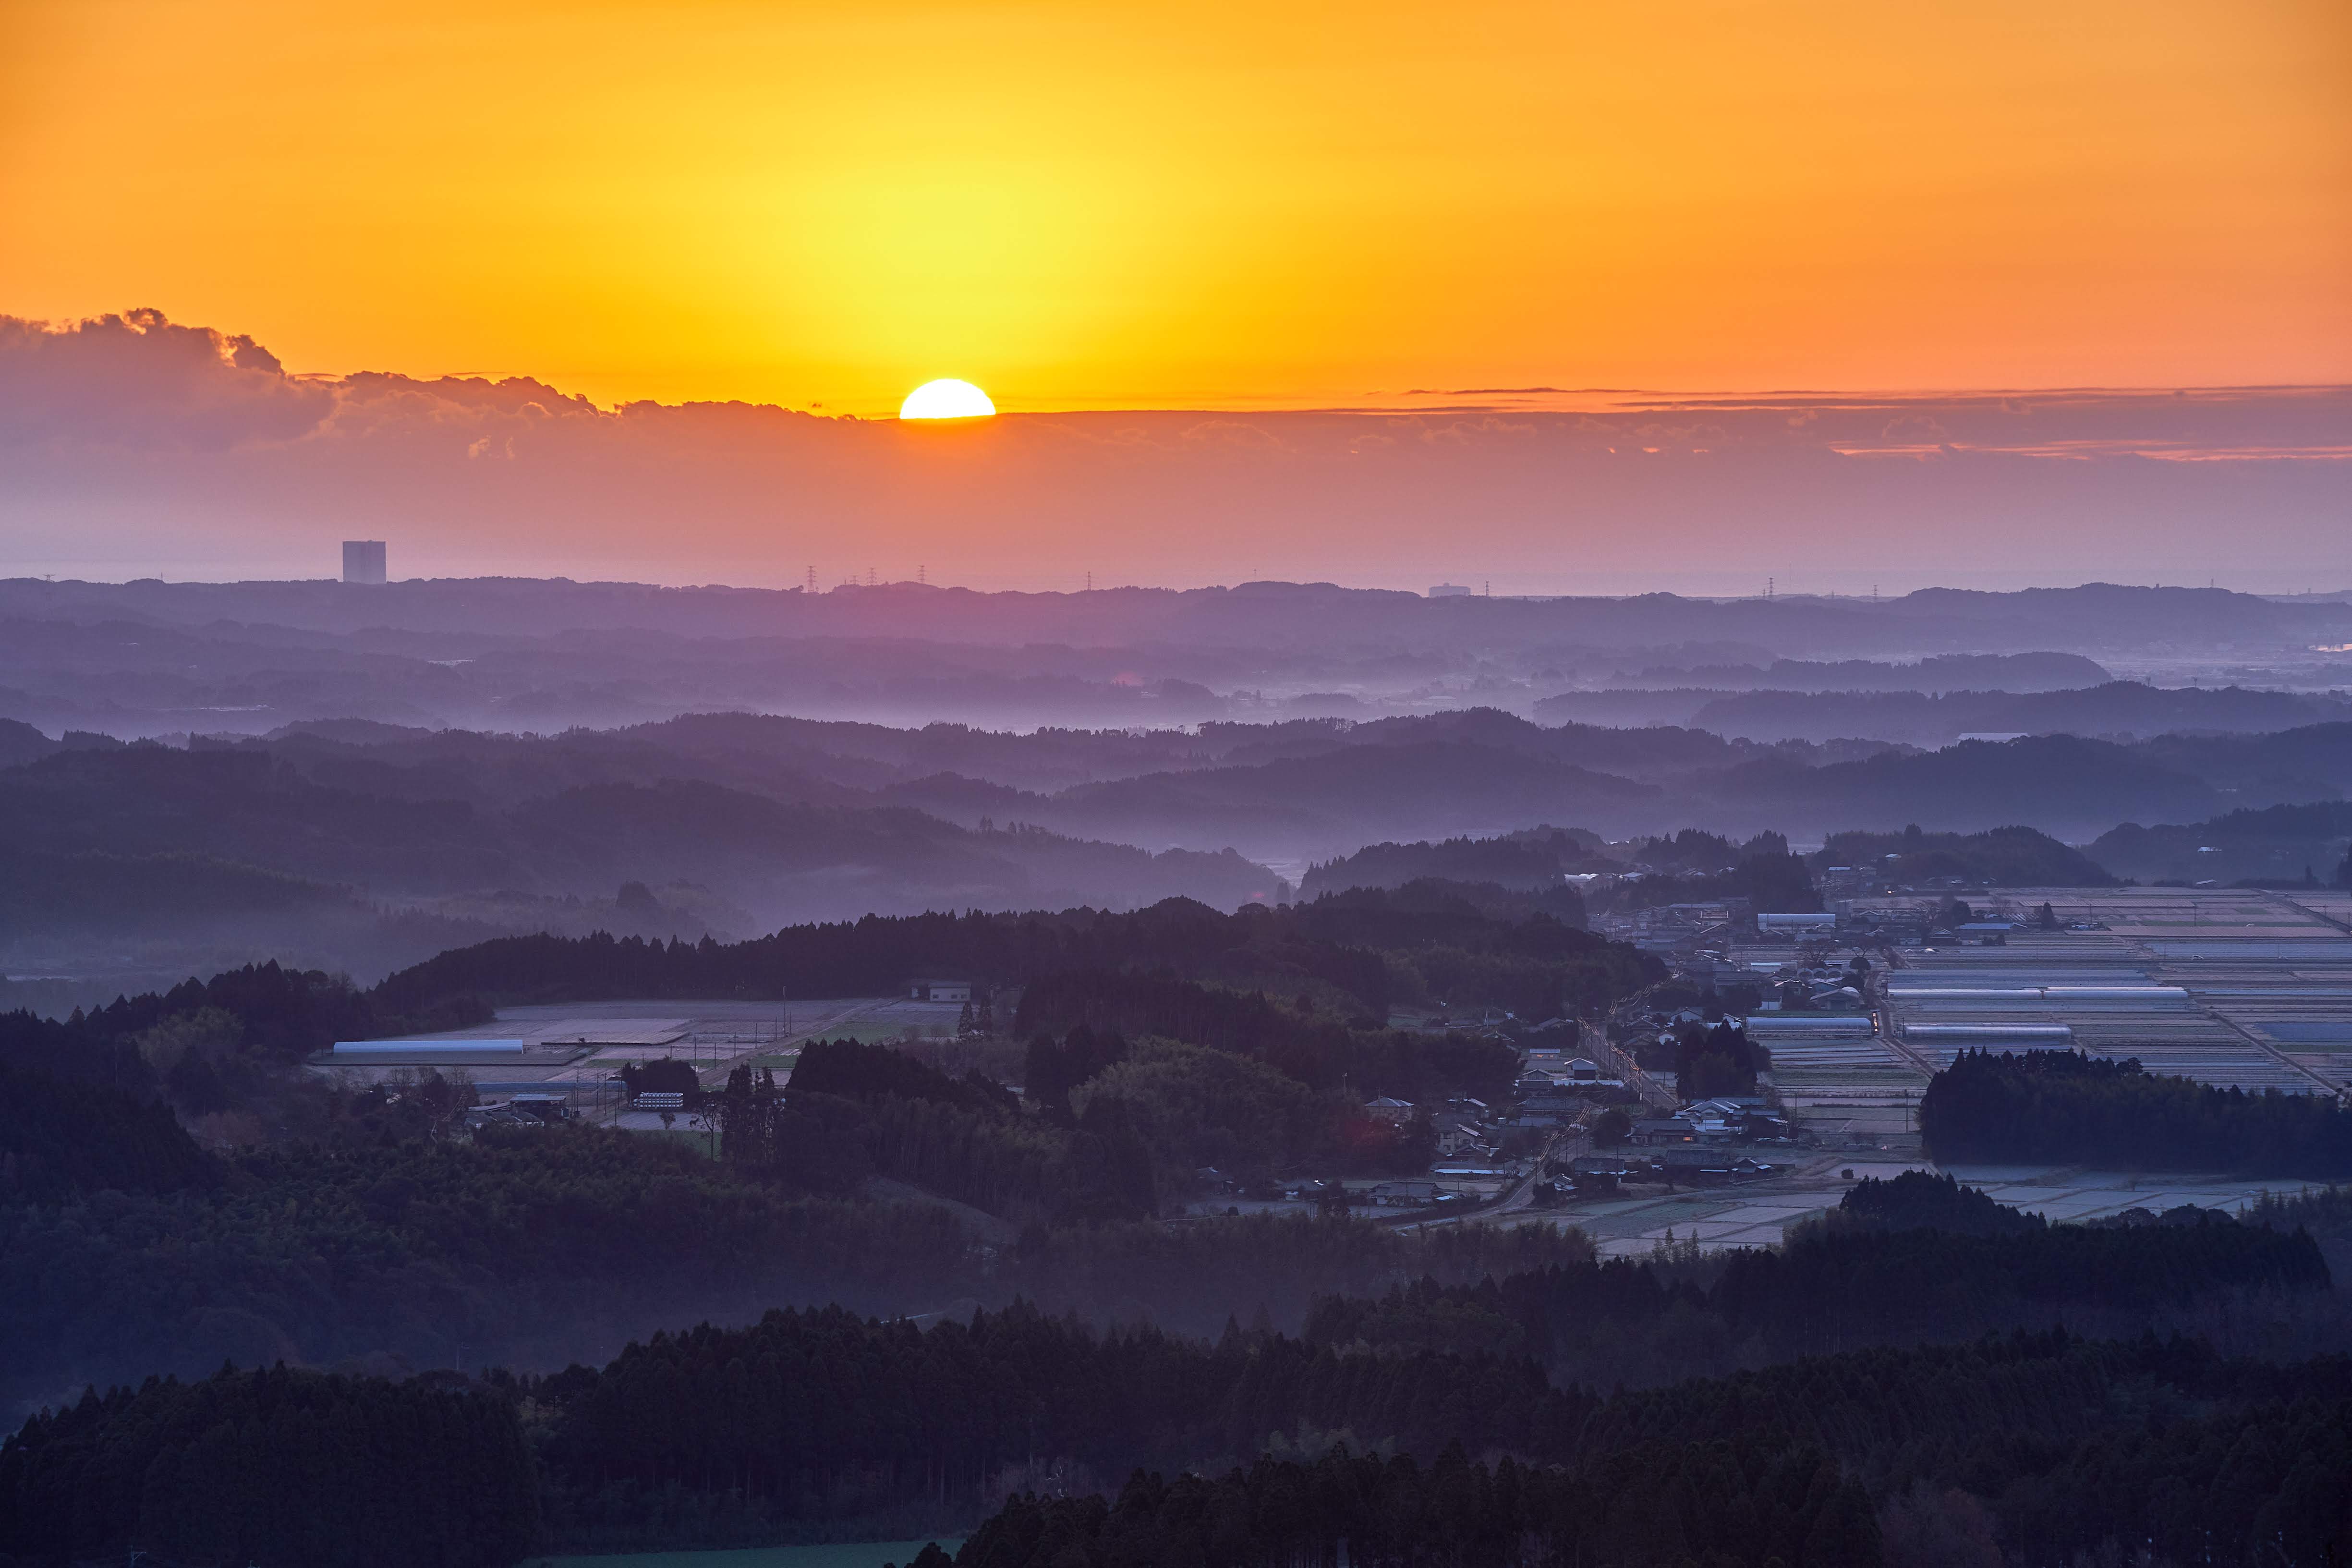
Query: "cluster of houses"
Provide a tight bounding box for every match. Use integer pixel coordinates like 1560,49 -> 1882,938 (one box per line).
1363,1091 -> 1514,1161
1603,899 -> 1746,955
1761,961 -> 1867,1011
1187,996 -> 1819,1217
1562,1150 -> 1783,1194
1625,1096 -> 1793,1146
1256,1176 -> 1468,1210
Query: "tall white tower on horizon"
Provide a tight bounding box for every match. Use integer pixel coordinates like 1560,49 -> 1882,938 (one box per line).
342,540 -> 387,584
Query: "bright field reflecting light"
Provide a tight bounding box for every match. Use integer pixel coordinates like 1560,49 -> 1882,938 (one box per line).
899,379 -> 996,420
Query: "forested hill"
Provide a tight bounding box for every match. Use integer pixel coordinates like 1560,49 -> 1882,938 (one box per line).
1297,1171 -> 2330,1386
0,742 -> 1283,936
943,1382 -> 2352,1568
1298,829 -> 1610,899
12,1302 -> 2350,1563
369,889 -> 1661,1021
2089,798 -> 2352,887
5,892 -> 1657,1089
1812,824 -> 2118,887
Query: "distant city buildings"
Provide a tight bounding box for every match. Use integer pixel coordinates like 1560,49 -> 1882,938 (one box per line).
342,540 -> 387,584
1426,583 -> 1472,597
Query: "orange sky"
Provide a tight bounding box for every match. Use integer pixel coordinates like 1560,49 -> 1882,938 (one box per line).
3,0 -> 2347,413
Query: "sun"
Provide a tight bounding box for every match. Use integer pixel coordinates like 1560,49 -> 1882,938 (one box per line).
898,379 -> 996,420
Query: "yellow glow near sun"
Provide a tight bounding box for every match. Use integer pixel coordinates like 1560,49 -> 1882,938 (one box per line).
899,379 -> 996,420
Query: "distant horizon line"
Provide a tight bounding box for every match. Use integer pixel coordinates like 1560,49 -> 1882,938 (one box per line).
5,571 -> 2348,604
276,372 -> 2352,421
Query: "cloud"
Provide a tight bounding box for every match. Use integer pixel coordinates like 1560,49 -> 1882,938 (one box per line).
0,309 -> 334,450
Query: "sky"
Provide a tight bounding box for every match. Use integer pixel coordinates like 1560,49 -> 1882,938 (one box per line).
2,313 -> 2345,592
4,0 -> 2348,415
0,1 -> 2346,591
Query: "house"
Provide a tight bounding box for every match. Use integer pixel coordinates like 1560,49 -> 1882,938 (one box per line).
1434,1119 -> 1484,1158
1653,1151 -> 1735,1186
908,978 -> 972,1002
1564,1058 -> 1601,1082
1568,1155 -> 1633,1193
1363,1096 -> 1416,1124
1629,1118 -> 1697,1146
1368,1179 -> 1443,1206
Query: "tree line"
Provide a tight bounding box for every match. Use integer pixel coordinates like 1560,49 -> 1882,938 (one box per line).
2,1167 -> 2344,1562
364,888 -> 1661,1027
527,1304 -> 2352,1560
3,889 -> 1657,1098
14,1314 -> 2350,1563
1300,1173 -> 2333,1386
0,1081 -> 1593,1417
774,1032 -> 1454,1217
1920,1049 -> 2352,1177
944,1377 -> 2351,1568
0,1363 -> 538,1568
952,1445 -> 1878,1568
0,1057 -> 218,1204
1015,972 -> 1520,1103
